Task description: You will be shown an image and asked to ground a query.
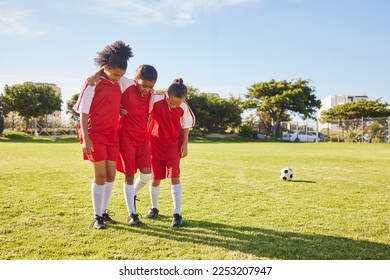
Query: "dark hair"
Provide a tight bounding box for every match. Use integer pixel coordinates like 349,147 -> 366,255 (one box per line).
167,78 -> 187,99
135,64 -> 158,82
94,40 -> 133,70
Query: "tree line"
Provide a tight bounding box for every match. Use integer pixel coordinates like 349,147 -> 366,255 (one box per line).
1,80 -> 390,137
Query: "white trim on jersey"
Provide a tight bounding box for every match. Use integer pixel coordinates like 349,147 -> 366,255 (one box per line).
73,77 -> 134,115
149,93 -> 165,113
180,101 -> 196,129
118,76 -> 135,93
73,84 -> 95,114
148,93 -> 196,129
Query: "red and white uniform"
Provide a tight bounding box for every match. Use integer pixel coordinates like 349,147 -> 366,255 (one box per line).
148,94 -> 195,179
116,77 -> 152,174
73,77 -> 122,161
117,77 -> 151,146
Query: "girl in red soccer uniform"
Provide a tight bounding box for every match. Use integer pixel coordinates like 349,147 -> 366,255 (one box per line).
73,41 -> 133,229
88,65 -> 157,226
146,78 -> 195,227
116,65 -> 158,226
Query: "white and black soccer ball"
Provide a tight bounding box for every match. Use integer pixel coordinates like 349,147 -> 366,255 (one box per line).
280,167 -> 293,181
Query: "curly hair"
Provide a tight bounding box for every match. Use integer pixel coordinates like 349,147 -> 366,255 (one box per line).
167,78 -> 187,98
94,40 -> 133,70
135,64 -> 158,82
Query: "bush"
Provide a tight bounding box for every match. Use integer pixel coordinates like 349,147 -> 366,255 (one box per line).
239,125 -> 253,137
2,130 -> 33,140
344,129 -> 359,143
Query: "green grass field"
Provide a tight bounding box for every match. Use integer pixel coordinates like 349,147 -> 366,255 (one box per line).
0,137 -> 389,260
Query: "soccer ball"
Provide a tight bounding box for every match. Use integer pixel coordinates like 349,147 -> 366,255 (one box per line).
280,167 -> 293,181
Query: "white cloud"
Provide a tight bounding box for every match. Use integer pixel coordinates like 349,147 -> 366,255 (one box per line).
0,10 -> 45,37
93,0 -> 264,27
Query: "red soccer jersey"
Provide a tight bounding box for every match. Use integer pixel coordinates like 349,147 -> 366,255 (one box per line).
73,77 -> 122,145
117,78 -> 151,146
148,94 -> 195,160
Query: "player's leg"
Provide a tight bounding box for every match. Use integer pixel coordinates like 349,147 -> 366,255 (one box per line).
146,157 -> 165,219
120,145 -> 142,226
146,178 -> 161,219
134,168 -> 152,194
133,144 -> 152,220
100,144 -> 119,224
101,159 -> 117,224
124,173 -> 142,226
123,173 -> 135,215
91,159 -> 108,229
168,159 -> 182,227
170,177 -> 181,216
133,169 -> 151,215
134,143 -> 152,195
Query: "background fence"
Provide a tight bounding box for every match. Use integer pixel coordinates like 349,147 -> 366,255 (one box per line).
3,113 -> 390,143
3,113 -> 77,139
281,116 -> 390,143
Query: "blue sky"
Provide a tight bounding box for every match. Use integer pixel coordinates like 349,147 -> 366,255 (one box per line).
1,0 -> 389,121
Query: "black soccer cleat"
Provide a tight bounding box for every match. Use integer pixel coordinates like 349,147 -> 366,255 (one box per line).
128,213 -> 142,226
92,215 -> 106,229
171,213 -> 183,227
102,209 -> 117,224
146,207 -> 159,219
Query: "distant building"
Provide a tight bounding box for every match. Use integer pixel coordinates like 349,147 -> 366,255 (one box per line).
318,95 -> 368,131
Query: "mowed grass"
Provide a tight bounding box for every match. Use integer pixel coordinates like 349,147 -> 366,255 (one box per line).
0,137 -> 389,260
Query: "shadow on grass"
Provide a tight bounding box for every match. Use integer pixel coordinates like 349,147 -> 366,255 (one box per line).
290,180 -> 317,183
111,219 -> 389,260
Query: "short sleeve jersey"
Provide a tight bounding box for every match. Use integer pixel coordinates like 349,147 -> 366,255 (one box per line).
73,77 -> 122,145
117,77 -> 152,146
147,94 -> 195,160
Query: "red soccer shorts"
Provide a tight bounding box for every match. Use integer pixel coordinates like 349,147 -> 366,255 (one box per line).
151,156 -> 180,180
117,142 -> 151,175
84,143 -> 119,162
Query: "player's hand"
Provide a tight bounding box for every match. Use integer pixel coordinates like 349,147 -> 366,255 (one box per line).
82,137 -> 94,155
86,68 -> 103,86
180,144 -> 188,158
87,75 -> 100,86
120,107 -> 128,116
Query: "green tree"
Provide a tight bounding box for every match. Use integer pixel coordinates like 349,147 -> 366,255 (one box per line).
186,86 -> 243,135
0,94 -> 9,135
66,93 -> 80,122
319,99 -> 390,123
3,83 -> 62,131
245,79 -> 320,138
185,87 -> 210,135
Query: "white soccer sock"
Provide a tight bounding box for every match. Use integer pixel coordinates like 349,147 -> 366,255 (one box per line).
123,183 -> 135,214
101,181 -> 114,215
91,182 -> 105,217
134,173 -> 152,194
171,183 -> 182,215
150,185 -> 160,209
